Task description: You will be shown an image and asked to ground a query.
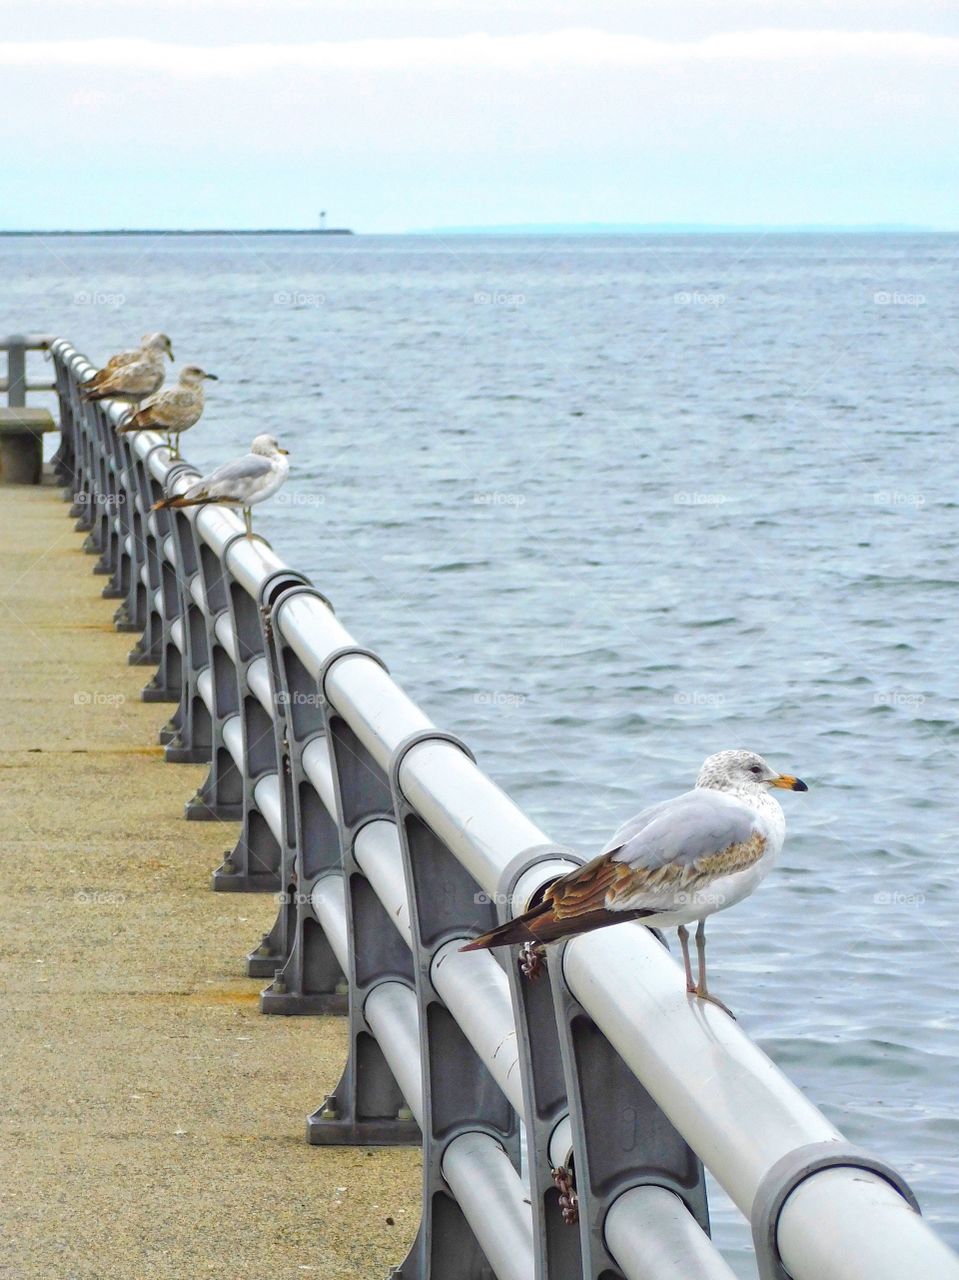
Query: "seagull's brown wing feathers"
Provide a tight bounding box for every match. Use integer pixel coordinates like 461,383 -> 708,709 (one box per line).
548,851 -> 633,917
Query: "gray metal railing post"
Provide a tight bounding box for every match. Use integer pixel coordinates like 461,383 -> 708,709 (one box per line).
492,846 -> 584,1280
6,336 -> 26,407
211,550 -> 293,890
549,935 -> 710,1278
388,730 -> 522,1279
181,528 -> 246,824
157,467 -> 210,756
49,343 -> 77,491
306,647 -> 421,1146
253,583 -> 347,1012
126,444 -> 183,700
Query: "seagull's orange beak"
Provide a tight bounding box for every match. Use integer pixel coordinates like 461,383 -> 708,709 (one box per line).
277,447 -> 289,455
771,774 -> 808,791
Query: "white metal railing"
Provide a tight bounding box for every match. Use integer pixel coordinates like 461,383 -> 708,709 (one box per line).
40,334 -> 959,1280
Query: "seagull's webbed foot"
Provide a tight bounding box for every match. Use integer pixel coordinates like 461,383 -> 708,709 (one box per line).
693,985 -> 736,1019
519,941 -> 546,981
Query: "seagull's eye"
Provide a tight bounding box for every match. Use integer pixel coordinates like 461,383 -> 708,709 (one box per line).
749,765 -> 762,775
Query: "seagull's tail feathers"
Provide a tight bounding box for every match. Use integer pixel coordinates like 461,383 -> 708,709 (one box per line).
117,409 -> 149,433
151,493 -> 208,511
460,902 -> 641,952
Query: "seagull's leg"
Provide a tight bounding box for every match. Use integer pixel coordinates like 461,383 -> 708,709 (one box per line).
677,925 -> 695,992
693,919 -> 735,1017
170,432 -> 180,460
244,507 -> 253,537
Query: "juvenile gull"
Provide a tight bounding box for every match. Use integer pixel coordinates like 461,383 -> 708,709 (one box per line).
80,344 -> 167,412
152,433 -> 289,536
462,749 -> 808,1012
117,365 -> 218,457
83,333 -> 174,392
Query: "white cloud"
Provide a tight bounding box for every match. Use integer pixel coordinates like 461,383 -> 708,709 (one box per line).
0,29 -> 957,77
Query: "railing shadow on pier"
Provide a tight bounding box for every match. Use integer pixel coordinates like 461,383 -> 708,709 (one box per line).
6,331 -> 958,1280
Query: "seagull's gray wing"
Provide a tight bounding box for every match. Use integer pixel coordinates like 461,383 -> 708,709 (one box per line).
549,790 -> 765,918
186,453 -> 272,501
603,789 -> 759,871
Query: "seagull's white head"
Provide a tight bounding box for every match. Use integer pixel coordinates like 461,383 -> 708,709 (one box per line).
180,365 -> 218,385
142,332 -> 175,361
696,749 -> 808,795
251,433 -> 289,458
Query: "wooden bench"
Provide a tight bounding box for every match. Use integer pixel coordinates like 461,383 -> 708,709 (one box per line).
0,408 -> 58,484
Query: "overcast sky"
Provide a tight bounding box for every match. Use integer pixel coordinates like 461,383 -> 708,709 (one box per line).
2,1 -> 957,231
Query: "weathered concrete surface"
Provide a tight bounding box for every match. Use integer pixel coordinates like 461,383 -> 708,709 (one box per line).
0,482 -> 419,1278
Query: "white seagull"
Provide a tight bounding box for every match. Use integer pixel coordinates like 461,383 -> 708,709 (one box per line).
462,749 -> 808,1013
152,433 -> 290,536
117,365 -> 218,457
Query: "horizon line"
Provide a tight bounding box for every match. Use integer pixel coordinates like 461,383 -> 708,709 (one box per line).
0,222 -> 953,237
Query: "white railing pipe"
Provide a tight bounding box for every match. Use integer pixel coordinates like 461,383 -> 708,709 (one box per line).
605,1185 -> 737,1280
353,819 -> 412,948
441,1132 -> 534,1280
778,1166 -> 959,1280
310,875 -> 349,974
364,980 -> 424,1129
431,940 -> 524,1117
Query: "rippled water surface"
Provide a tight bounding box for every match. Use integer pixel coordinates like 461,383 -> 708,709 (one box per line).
4,232 -> 958,1272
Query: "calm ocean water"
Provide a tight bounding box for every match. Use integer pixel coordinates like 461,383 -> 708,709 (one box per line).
3,231 -> 958,1272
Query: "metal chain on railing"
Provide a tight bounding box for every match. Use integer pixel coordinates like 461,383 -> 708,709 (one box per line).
26,335 -> 959,1280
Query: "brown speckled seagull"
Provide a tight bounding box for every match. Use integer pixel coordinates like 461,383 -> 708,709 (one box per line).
80,344 -> 167,413
117,364 -> 217,457
83,333 -> 174,392
461,750 -> 807,1013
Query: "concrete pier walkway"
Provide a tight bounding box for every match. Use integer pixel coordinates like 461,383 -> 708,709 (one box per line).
0,481 -> 418,1278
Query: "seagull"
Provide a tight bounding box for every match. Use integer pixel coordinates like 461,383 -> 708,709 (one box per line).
461,749 -> 807,1013
80,343 -> 168,412
83,333 -> 174,391
116,365 -> 218,457
151,433 -> 290,536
